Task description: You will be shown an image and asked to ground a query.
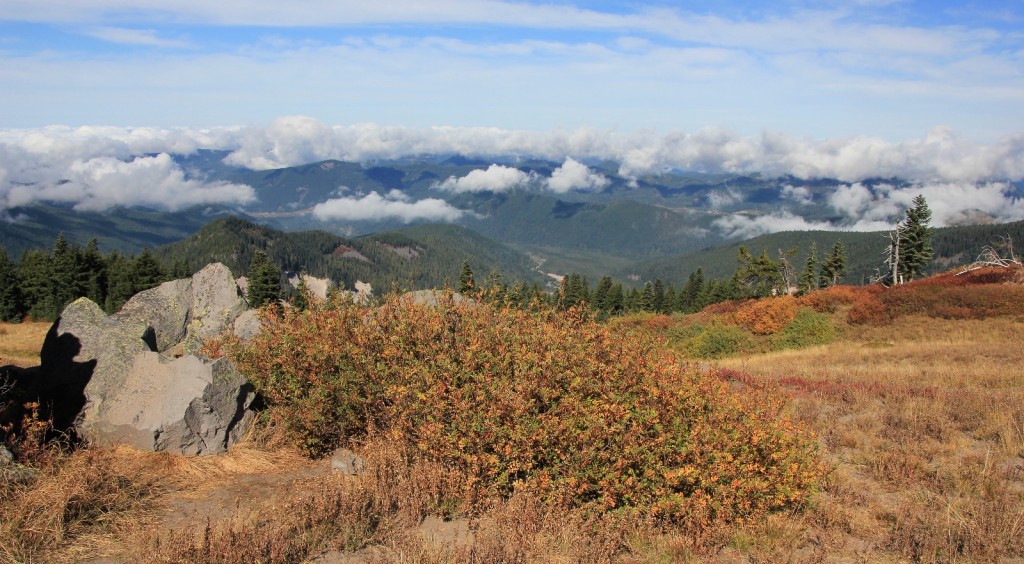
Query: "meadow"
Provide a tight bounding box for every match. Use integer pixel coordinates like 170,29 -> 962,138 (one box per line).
1,267 -> 1022,562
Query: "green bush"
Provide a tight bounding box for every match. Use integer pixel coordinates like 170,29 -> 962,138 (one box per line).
224,294 -> 824,524
673,322 -> 753,360
771,308 -> 836,351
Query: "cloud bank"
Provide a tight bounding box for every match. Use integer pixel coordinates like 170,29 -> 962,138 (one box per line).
0,150 -> 254,213
713,180 -> 1024,239
312,190 -> 465,223
435,164 -> 535,193
2,118 -> 1023,229
547,158 -> 609,193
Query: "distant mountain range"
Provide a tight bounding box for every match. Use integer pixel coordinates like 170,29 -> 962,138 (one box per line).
3,152 -> 1023,289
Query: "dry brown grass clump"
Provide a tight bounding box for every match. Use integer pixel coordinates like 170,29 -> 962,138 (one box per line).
0,321 -> 50,368
716,315 -> 1024,561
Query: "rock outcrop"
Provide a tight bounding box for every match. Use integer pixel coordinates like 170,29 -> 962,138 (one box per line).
34,263 -> 257,455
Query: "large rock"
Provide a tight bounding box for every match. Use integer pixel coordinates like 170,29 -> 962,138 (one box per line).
116,263 -> 247,356
94,353 -> 255,455
32,263 -> 258,455
40,298 -> 155,432
114,278 -> 192,353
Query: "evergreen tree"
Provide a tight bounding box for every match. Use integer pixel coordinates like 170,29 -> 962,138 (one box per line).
593,275 -> 613,312
798,242 -> 819,296
652,279 -> 666,313
50,232 -> 79,313
104,252 -> 136,313
735,246 -> 785,298
559,273 -> 589,310
624,287 -> 641,312
820,241 -> 847,287
246,251 -> 282,308
291,276 -> 311,311
79,238 -> 107,305
131,248 -> 165,291
900,195 -> 934,280
678,268 -> 704,313
458,260 -> 475,294
664,284 -> 677,314
18,249 -> 55,319
640,281 -> 655,312
607,283 -> 624,315
0,247 -> 24,322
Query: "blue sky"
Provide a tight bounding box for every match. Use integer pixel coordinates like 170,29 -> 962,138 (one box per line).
1,0 -> 1021,141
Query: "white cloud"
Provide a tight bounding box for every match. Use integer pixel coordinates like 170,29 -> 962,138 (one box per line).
0,152 -> 254,212
311,190 -> 465,223
706,188 -> 743,210
3,119 -> 1024,227
546,157 -> 609,193
436,164 -> 534,193
828,180 -> 1024,227
83,27 -> 193,48
211,119 -> 1024,184
716,178 -> 1024,238
780,184 -> 813,205
713,211 -> 838,239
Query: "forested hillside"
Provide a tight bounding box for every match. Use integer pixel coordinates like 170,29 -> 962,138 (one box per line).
622,220 -> 1024,285
0,203 -> 237,258
153,217 -> 546,292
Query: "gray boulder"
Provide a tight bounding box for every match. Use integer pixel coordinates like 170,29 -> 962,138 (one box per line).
114,278 -> 192,353
116,263 -> 246,356
33,263 -> 259,455
232,309 -> 262,342
41,298 -> 156,432
93,353 -> 255,455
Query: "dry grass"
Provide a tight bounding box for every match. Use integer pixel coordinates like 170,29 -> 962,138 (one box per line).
4,302 -> 1023,561
0,321 -> 50,368
717,313 -> 1024,561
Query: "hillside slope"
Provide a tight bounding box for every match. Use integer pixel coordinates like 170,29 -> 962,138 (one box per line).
153,216 -> 545,292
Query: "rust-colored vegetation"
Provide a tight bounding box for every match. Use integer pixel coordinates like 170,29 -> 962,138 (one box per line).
3,265 -> 1023,562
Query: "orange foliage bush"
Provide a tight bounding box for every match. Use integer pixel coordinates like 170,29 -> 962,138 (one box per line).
882,284 -> 1024,319
732,296 -> 798,335
224,294 -> 825,524
797,285 -> 867,313
846,294 -> 892,325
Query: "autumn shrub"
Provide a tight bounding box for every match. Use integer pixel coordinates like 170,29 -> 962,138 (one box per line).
797,285 -> 865,314
224,294 -> 824,524
771,308 -> 835,351
882,284 -> 1024,320
672,322 -> 754,360
846,294 -> 892,325
732,296 -> 798,335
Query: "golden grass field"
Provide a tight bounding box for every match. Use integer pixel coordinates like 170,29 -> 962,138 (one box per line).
0,321 -> 50,368
715,314 -> 1024,561
2,305 -> 1023,562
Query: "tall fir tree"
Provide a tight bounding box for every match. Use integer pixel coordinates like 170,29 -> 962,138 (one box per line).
80,238 -> 107,306
18,249 -> 55,319
50,232 -> 80,314
592,275 -> 614,312
458,260 -> 475,294
132,248 -> 165,291
798,242 -> 819,296
640,281 -> 655,312
0,247 -> 24,322
899,195 -> 934,281
607,283 -> 624,314
820,241 -> 847,287
679,268 -> 705,313
652,279 -> 666,313
246,250 -> 282,308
